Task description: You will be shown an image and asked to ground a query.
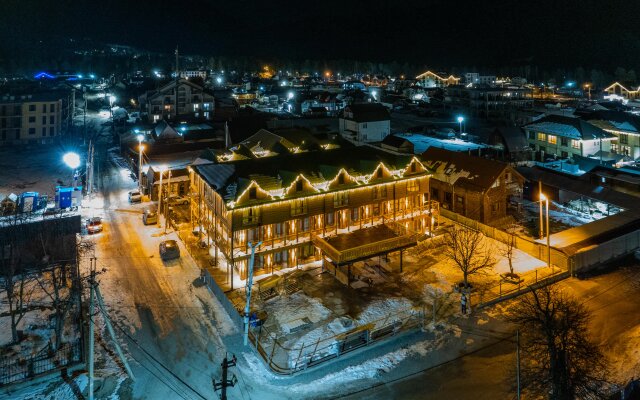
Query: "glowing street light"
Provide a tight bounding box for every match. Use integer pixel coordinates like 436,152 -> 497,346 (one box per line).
287,91 -> 294,100
137,135 -> 145,193
540,193 -> 551,271
457,116 -> 464,134
63,152 -> 81,186
158,165 -> 167,230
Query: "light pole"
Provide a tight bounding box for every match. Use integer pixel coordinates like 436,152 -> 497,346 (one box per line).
164,169 -> 172,234
63,152 -> 81,187
109,95 -> 116,140
584,84 -> 591,101
457,116 -> 464,135
243,241 -> 263,346
540,193 -> 551,271
137,134 -> 144,194
158,165 -> 167,230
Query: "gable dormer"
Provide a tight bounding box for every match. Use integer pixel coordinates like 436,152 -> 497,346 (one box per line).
367,162 -> 393,183
328,168 -> 357,190
284,174 -> 319,197
236,181 -> 273,205
402,157 -> 427,176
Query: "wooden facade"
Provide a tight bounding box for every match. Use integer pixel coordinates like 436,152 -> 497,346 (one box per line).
190,157 -> 435,281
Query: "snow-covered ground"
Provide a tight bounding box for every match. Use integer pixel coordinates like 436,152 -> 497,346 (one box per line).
394,133 -> 487,154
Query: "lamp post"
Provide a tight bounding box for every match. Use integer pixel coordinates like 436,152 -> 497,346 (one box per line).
158,165 -> 167,230
63,152 -> 81,187
457,116 -> 464,134
540,193 -> 551,271
137,134 -> 144,194
584,84 -> 591,101
164,169 -> 172,234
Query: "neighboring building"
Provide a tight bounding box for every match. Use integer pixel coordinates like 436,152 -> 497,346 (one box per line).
0,90 -> 74,145
190,146 -> 436,281
446,85 -> 533,119
603,82 -> 640,101
422,147 -> 525,225
584,110 -> 640,159
523,115 -> 616,161
381,135 -> 415,154
138,78 -> 215,123
415,71 -> 460,88
489,127 -> 531,161
145,166 -> 190,201
339,103 -> 390,143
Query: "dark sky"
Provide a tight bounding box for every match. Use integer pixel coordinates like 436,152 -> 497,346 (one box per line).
1,0 -> 640,70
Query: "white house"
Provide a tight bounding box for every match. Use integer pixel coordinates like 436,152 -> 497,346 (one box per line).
339,103 -> 390,143
523,114 -> 616,161
138,79 -> 215,123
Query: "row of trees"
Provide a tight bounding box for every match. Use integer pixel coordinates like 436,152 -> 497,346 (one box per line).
438,226 -> 609,399
0,213 -> 89,350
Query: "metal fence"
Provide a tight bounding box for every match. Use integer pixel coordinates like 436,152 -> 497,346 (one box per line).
0,339 -> 83,386
247,307 -> 424,375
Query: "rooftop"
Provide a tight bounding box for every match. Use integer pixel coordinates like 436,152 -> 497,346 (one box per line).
524,114 -> 615,141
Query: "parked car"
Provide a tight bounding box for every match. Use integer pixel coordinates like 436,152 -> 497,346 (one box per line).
86,217 -> 103,234
128,190 -> 142,203
159,240 -> 180,261
142,209 -> 157,225
167,195 -> 189,206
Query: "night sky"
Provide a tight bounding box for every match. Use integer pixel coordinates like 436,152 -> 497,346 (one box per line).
1,0 -> 640,70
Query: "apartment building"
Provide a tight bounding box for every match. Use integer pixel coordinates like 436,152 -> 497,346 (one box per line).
584,110 -> 640,159
0,90 -> 74,145
138,78 -> 215,123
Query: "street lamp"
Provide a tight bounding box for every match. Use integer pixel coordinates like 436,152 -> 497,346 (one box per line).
457,116 -> 464,134
137,135 -> 145,194
158,165 -> 167,231
63,152 -> 81,186
584,84 -> 591,101
540,193 -> 551,271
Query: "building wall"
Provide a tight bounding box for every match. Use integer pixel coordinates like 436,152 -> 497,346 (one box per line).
429,169 -> 523,224
338,118 -> 390,142
141,81 -> 215,122
192,172 -> 432,279
525,129 -> 611,160
0,99 -> 64,144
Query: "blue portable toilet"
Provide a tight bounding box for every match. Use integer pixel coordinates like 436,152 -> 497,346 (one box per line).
19,192 -> 39,213
55,186 -> 73,209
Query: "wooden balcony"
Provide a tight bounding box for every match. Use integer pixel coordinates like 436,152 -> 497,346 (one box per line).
312,222 -> 417,264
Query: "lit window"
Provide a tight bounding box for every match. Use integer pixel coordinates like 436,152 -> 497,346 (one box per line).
547,135 -> 557,145
407,180 -> 419,192
572,140 -> 580,149
334,192 -> 349,207
537,132 -> 546,142
291,199 -> 307,216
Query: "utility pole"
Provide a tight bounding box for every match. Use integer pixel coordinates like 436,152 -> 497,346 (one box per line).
516,330 -> 521,400
87,260 -> 135,400
538,181 -> 544,239
243,241 -> 262,346
213,354 -> 238,400
88,257 -> 96,400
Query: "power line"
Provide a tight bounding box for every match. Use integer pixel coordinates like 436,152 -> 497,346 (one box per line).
88,314 -> 192,400
109,318 -> 210,400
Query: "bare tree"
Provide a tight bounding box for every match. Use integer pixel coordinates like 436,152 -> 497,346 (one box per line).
443,225 -> 494,290
0,213 -> 39,343
508,285 -> 609,400
501,225 -> 519,280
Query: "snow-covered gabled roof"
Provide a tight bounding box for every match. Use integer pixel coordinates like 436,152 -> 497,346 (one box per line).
524,115 -> 614,141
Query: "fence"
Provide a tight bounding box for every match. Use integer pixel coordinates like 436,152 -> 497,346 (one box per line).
201,268 -> 243,329
0,339 -> 83,386
440,208 -> 570,270
247,307 -> 423,375
573,229 -> 640,272
476,268 -> 571,308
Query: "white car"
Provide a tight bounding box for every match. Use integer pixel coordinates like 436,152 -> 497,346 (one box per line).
128,190 -> 142,203
167,195 -> 189,206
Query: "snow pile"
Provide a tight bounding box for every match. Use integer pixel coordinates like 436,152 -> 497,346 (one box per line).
240,322 -> 462,398
269,292 -> 332,329
354,298 -> 414,327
